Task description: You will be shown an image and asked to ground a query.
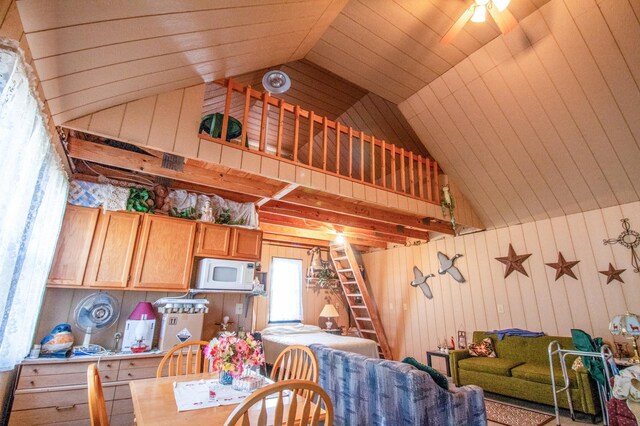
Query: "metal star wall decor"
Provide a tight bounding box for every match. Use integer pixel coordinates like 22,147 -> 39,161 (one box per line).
604,218 -> 640,273
599,263 -> 626,285
495,244 -> 532,278
545,252 -> 580,281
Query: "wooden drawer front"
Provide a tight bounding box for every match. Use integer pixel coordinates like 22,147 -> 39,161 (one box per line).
119,356 -> 162,370
231,228 -> 262,260
18,368 -> 116,390
117,366 -> 158,381
21,360 -> 119,377
114,384 -> 131,400
9,402 -> 112,426
110,412 -> 135,426
13,387 -> 116,411
195,223 -> 232,257
112,398 -> 134,415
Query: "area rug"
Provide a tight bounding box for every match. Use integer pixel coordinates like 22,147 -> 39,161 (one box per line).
485,399 -> 555,426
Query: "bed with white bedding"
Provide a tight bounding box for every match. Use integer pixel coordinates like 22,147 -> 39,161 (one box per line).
260,324 -> 379,364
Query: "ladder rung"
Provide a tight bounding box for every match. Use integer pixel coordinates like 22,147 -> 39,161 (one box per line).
360,329 -> 376,334
337,268 -> 352,273
342,280 -> 357,284
355,317 -> 372,321
346,293 -> 362,297
333,256 -> 348,261
350,305 -> 368,309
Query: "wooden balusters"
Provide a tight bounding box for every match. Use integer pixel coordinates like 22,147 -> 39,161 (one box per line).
220,79 -> 233,142
308,111 -> 315,167
370,136 -> 376,185
418,155 -> 424,198
409,152 -> 415,196
391,148 -> 397,191
241,84 -> 251,146
348,127 -> 353,178
381,140 -> 386,188
434,161 -> 440,203
276,99 -> 284,157
322,116 -> 328,171
400,148 -> 406,192
426,158 -> 433,201
335,122 -> 341,175
293,105 -> 300,162
360,131 -> 365,182
259,92 -> 269,152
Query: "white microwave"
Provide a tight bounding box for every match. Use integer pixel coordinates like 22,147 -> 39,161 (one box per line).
196,258 -> 255,292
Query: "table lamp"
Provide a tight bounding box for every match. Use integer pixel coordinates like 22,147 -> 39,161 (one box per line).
320,304 -> 339,330
609,312 -> 640,363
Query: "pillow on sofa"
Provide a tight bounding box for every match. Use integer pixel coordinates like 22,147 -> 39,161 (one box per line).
468,338 -> 496,357
401,357 -> 449,390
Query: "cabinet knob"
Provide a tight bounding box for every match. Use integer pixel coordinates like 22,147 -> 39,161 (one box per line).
104,375 -> 110,380
129,362 -> 135,366
127,373 -> 133,377
29,381 -> 34,386
106,363 -> 112,368
32,368 -> 38,374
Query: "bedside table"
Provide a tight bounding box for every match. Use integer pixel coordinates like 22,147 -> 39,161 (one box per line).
426,350 -> 451,376
324,329 -> 342,335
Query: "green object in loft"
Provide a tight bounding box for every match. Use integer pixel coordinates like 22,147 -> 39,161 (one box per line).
199,113 -> 246,146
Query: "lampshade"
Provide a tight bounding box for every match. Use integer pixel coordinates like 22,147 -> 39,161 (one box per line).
610,312 -> 640,336
320,304 -> 339,318
128,302 -> 155,321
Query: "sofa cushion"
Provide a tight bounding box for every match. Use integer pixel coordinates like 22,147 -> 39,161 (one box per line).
401,357 -> 449,390
458,357 -> 524,376
511,363 -> 578,389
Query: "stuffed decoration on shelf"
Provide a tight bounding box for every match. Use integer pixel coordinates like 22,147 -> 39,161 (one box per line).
40,324 -> 74,358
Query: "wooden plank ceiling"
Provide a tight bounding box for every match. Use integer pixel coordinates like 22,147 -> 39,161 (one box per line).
16,0 -> 349,124
400,0 -> 640,229
307,0 -> 551,103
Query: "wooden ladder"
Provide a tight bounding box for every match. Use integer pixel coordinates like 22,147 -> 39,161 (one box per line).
329,241 -> 392,360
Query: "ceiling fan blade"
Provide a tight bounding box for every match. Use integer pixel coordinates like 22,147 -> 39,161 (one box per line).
441,6 -> 474,45
488,5 -> 518,34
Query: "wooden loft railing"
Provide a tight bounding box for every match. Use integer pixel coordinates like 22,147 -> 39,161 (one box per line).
200,78 -> 442,205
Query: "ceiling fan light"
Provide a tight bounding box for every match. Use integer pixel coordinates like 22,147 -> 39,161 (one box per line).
493,0 -> 511,12
470,5 -> 486,23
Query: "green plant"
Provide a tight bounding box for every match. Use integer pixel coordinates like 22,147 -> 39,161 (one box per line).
126,187 -> 155,213
216,208 -> 232,224
169,207 -> 200,220
316,266 -> 338,288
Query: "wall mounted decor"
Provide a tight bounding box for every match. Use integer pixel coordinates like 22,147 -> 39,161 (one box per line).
495,244 -> 532,278
599,263 -> 626,285
410,266 -> 435,299
545,252 -> 580,281
440,185 -> 457,234
437,252 -> 465,283
604,218 -> 640,273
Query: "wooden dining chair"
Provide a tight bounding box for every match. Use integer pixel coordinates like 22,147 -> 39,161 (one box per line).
270,345 -> 318,386
223,379 -> 333,426
156,340 -> 210,378
87,364 -> 109,426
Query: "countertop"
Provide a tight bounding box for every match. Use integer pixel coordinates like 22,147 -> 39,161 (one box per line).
19,350 -> 166,365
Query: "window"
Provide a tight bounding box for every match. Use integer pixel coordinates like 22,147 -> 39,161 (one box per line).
0,42 -> 68,371
268,257 -> 303,323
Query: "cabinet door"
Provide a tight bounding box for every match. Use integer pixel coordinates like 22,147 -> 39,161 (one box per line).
231,228 -> 262,261
84,211 -> 142,288
47,205 -> 99,287
194,223 -> 232,257
131,215 -> 196,291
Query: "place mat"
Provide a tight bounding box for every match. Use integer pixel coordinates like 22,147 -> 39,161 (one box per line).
485,400 -> 554,426
174,377 -> 274,412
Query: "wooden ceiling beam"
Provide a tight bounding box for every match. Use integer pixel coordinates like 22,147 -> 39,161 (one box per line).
67,137 -> 286,199
260,223 -> 387,249
260,200 -> 430,241
262,233 -> 330,249
281,187 -> 454,235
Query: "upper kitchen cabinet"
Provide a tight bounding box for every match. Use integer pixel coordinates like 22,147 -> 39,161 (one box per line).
84,210 -> 142,288
47,205 -> 99,287
130,215 -> 196,291
194,223 -> 232,258
231,228 -> 262,261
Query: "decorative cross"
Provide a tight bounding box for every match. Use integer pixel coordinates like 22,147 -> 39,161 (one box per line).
603,218 -> 640,273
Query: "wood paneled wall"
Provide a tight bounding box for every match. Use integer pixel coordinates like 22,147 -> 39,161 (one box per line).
64,85 -> 206,158
33,288 -> 253,350
400,0 -> 640,229
361,201 -> 640,362
253,242 -> 349,331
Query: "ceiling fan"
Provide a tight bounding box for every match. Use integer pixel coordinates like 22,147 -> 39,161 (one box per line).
441,0 -> 518,44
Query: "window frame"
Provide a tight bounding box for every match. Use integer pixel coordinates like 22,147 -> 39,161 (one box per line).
268,256 -> 304,324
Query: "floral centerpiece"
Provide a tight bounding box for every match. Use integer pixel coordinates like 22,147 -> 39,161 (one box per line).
204,332 -> 265,385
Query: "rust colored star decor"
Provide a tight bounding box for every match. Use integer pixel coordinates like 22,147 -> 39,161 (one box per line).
545,252 -> 580,281
599,263 -> 626,284
495,244 -> 532,278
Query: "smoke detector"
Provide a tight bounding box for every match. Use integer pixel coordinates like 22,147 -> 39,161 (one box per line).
262,70 -> 291,94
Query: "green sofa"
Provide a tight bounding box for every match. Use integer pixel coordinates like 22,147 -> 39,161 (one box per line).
449,332 -> 600,417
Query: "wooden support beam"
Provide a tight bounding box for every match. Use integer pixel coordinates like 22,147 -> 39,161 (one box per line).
67,137 -> 284,199
220,78 -> 233,142
293,105 -> 300,162
259,92 -> 269,152
409,152 -> 415,196
370,136 -> 376,185
240,84 -> 251,146
322,116 -> 328,171
360,131 -> 365,182
281,187 -> 454,235
434,161 -> 440,203
255,183 -> 300,207
348,127 -> 353,179
418,155 -> 424,199
400,148 -> 406,193
261,200 -> 431,241
426,158 -> 432,201
276,99 -> 284,157
259,222 -> 387,249
308,111 -> 315,167
381,140 -> 386,189
335,122 -> 341,175
262,233 -> 330,249
391,149 -> 397,191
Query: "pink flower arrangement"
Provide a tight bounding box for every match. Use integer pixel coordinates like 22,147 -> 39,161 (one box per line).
204,332 -> 265,378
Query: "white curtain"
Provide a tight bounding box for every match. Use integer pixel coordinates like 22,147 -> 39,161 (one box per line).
268,257 -> 304,323
0,40 -> 68,371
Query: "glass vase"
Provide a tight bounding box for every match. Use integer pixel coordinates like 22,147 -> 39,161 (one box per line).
219,370 -> 233,385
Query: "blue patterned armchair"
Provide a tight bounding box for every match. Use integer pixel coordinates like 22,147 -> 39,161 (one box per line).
310,344 -> 487,426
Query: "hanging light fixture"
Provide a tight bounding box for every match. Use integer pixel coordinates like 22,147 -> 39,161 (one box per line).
470,4 -> 486,23
493,0 -> 511,12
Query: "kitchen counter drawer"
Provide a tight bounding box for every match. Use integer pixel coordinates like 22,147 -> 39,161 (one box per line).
111,398 -> 134,415
17,368 -> 116,390
118,355 -> 162,370
9,401 -> 113,425
13,387 -> 116,411
20,360 -> 119,377
117,366 -> 159,381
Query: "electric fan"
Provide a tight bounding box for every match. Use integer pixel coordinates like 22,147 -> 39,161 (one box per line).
73,292 -> 120,354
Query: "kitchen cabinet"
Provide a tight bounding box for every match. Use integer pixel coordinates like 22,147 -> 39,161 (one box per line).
84,211 -> 142,288
194,223 -> 232,257
47,205 -> 99,287
231,228 -> 262,261
130,214 -> 196,291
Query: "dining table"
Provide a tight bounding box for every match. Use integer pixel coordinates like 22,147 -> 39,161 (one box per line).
129,372 -> 322,425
